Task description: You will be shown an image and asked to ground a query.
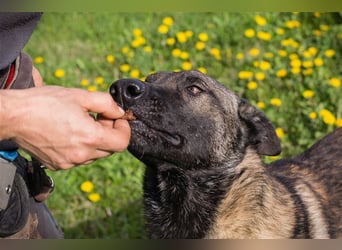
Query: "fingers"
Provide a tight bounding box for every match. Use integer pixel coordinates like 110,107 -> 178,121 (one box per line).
97,119 -> 131,152
80,91 -> 125,119
32,66 -> 43,87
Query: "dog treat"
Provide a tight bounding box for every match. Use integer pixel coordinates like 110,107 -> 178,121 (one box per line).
122,109 -> 136,121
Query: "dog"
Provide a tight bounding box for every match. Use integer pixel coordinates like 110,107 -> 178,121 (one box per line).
110,70 -> 342,239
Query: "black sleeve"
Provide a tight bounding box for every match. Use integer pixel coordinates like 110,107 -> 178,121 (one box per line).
0,12 -> 42,71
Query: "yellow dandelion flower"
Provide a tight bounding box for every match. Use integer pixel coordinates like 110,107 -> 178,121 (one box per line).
238,71 -> 253,80
255,72 -> 266,81
320,24 -> 329,31
181,61 -> 192,70
180,51 -> 189,60
130,69 -> 140,78
314,58 -> 324,67
236,52 -> 244,60
87,85 -> 97,92
106,54 -> 115,63
143,46 -> 152,53
88,193 -> 100,203
278,50 -> 287,57
253,61 -> 260,68
121,47 -> 129,54
80,79 -> 89,86
313,30 -> 321,36
158,24 -> 169,34
324,49 -> 335,58
131,39 -> 140,48
247,81 -> 258,90
264,52 -> 274,59
197,67 -> 207,74
329,77 -> 341,88
195,41 -> 205,51
302,60 -> 313,68
308,47 -> 318,56
172,48 -> 182,58
302,90 -> 314,99
132,28 -> 142,37
291,67 -> 301,75
336,118 -> 342,127
338,33 -> 342,39
308,112 -> 317,120
249,48 -> 260,57
319,109 -> 336,125
276,28 -> 285,35
34,56 -> 44,64
176,32 -> 187,43
302,50 -> 312,58
54,69 -> 65,78
198,32 -> 209,42
185,30 -> 193,38
95,77 -> 104,85
259,61 -> 271,71
256,101 -> 266,109
281,38 -> 298,48
276,69 -> 287,78
120,64 -> 130,72
275,128 -> 285,139
268,155 -> 281,161
162,16 -> 174,26
209,48 -> 221,60
257,31 -> 272,41
244,29 -> 255,38
319,109 -> 331,117
313,12 -> 321,18
290,59 -> 301,68
285,20 -> 300,29
270,98 -> 282,107
289,53 -> 299,60
254,15 -> 267,26
303,68 -> 313,76
166,37 -> 175,46
80,181 -> 94,193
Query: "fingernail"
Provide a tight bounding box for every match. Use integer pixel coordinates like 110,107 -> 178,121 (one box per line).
118,107 -> 125,115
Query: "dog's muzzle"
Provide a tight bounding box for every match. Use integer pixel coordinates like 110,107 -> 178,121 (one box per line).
110,79 -> 146,108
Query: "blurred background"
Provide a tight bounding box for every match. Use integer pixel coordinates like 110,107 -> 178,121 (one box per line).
24,12 -> 341,238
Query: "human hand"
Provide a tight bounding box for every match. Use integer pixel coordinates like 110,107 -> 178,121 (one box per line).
0,86 -> 131,170
32,65 -> 43,87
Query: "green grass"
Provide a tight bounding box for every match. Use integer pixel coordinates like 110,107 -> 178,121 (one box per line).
23,12 -> 341,238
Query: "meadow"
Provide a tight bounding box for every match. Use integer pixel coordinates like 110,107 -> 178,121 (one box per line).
24,12 -> 341,238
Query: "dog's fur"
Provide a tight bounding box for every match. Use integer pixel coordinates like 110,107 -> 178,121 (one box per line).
110,70 -> 342,239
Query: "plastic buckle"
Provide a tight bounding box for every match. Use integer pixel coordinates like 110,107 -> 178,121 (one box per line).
0,158 -> 16,210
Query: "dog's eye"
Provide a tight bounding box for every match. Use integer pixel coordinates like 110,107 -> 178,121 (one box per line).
186,85 -> 203,96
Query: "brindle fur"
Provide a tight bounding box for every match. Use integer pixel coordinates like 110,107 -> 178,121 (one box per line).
110,70 -> 342,239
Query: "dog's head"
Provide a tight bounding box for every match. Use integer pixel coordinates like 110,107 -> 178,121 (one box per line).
110,70 -> 280,169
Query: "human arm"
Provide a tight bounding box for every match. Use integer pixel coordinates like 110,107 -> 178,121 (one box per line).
0,86 -> 131,170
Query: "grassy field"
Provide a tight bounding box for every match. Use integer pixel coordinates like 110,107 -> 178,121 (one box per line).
24,12 -> 341,238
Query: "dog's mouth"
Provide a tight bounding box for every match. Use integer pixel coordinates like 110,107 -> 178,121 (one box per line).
127,113 -> 182,147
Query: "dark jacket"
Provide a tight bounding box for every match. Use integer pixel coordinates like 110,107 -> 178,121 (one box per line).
0,12 -> 42,71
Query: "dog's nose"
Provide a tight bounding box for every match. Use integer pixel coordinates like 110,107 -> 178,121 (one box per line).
110,79 -> 146,107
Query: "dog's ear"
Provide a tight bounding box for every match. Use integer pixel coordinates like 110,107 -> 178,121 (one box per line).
238,99 -> 281,156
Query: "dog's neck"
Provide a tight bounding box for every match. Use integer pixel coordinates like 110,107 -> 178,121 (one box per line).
142,150 -> 254,239
206,149 -> 296,239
